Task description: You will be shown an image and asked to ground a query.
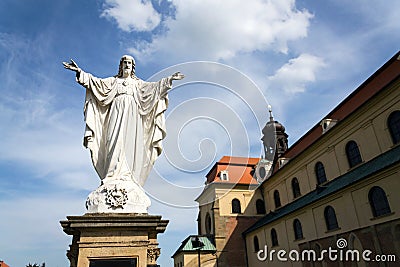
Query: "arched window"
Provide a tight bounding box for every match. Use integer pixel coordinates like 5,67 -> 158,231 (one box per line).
291,177 -> 301,198
388,110 -> 400,145
271,228 -> 278,246
253,236 -> 260,252
368,186 -> 391,217
293,219 -> 303,240
315,162 -> 327,185
324,206 -> 339,231
346,140 -> 362,168
232,198 -> 241,214
256,199 -> 266,214
273,190 -> 281,208
205,212 -> 212,234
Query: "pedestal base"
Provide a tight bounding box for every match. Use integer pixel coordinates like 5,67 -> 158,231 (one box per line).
86,180 -> 151,213
60,213 -> 168,267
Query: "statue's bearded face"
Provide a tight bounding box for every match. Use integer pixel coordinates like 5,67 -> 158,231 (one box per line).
122,59 -> 133,77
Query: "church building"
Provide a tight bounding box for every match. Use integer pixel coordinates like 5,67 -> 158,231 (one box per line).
173,51 -> 400,267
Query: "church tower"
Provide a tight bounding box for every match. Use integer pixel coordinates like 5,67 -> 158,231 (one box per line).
255,105 -> 288,183
262,105 -> 288,160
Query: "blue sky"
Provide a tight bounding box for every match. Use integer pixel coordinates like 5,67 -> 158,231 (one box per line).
0,0 -> 399,266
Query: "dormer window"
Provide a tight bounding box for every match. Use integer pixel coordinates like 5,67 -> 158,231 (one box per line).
320,119 -> 338,134
220,170 -> 229,181
278,158 -> 289,169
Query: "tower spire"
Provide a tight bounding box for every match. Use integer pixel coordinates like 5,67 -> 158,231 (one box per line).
268,105 -> 274,122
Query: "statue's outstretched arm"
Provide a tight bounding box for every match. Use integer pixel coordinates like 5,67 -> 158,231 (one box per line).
170,72 -> 184,81
166,72 -> 184,87
62,59 -> 81,73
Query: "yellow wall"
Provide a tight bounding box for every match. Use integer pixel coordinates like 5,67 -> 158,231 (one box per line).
216,188 -> 262,216
246,166 -> 400,266
198,185 -> 265,235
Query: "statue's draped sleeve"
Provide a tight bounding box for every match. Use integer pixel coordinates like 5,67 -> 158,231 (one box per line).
76,70 -> 116,179
137,79 -> 171,184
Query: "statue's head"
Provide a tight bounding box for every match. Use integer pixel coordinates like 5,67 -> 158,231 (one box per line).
117,55 -> 136,78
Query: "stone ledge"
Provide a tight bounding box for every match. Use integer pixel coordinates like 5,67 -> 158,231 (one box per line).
78,241 -> 150,248
61,213 -> 169,235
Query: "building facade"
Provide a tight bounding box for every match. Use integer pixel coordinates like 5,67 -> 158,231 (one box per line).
244,51 -> 400,267
173,51 -> 400,266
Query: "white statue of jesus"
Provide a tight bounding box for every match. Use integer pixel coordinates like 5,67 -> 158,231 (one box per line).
63,55 -> 184,213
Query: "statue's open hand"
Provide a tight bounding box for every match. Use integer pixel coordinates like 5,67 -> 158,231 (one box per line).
63,59 -> 80,72
171,72 -> 185,80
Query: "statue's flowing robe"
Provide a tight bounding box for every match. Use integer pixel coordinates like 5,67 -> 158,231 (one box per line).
77,70 -> 171,186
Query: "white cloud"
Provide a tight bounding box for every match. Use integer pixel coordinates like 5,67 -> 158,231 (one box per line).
267,53 -> 325,94
126,0 -> 313,61
101,0 -> 161,31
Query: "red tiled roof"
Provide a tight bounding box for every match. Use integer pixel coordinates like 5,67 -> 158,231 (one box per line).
206,156 -> 260,185
218,156 -> 260,165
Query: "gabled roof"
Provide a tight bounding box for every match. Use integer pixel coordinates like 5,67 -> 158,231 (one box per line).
205,156 -> 260,185
243,144 -> 400,236
172,235 -> 216,258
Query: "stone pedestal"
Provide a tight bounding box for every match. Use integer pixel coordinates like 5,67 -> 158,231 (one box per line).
86,180 -> 151,214
60,213 -> 168,267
